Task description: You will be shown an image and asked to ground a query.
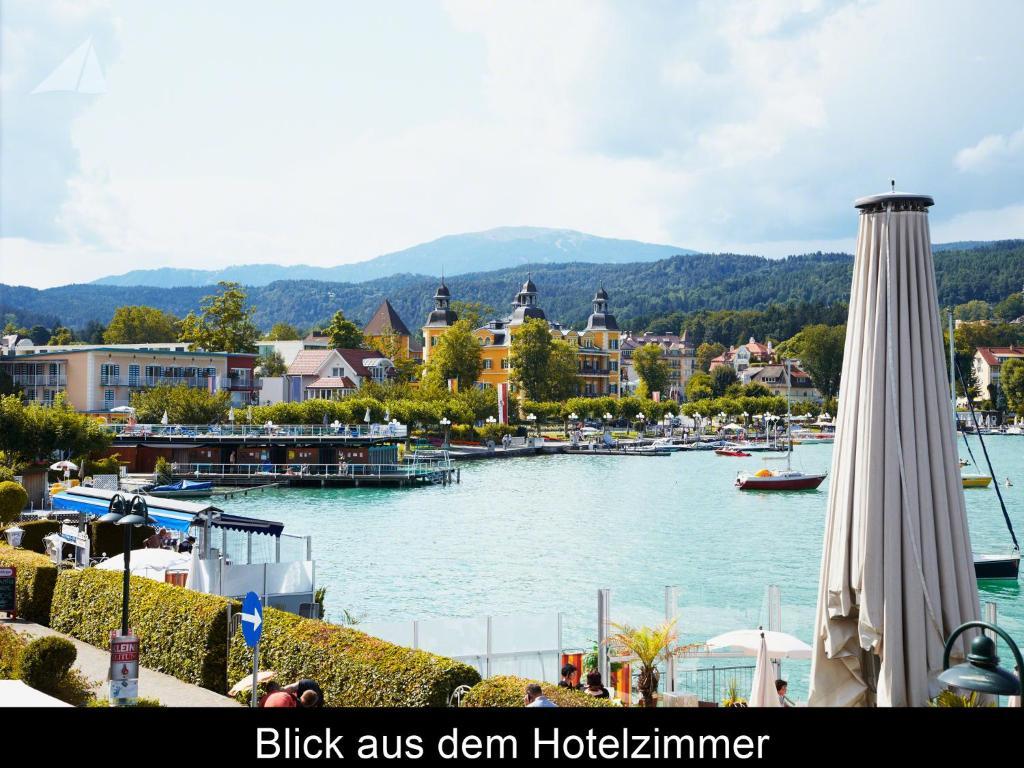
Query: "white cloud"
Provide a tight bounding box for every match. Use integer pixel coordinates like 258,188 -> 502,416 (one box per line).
929,201 -> 1024,243
954,127 -> 1024,173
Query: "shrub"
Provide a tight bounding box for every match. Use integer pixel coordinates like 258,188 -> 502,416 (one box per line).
0,466 -> 17,484
0,624 -> 28,679
84,453 -> 122,476
16,635 -> 77,693
89,521 -> 155,559
6,519 -> 61,554
228,607 -> 481,706
154,457 -> 173,485
87,696 -> 163,707
0,481 -> 28,525
51,568 -> 236,692
0,543 -> 59,624
460,676 -> 615,707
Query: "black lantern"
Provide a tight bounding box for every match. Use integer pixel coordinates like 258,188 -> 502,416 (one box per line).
98,493 -> 151,636
938,621 -> 1022,698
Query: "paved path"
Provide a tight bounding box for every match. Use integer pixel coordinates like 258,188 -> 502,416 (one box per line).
2,618 -> 239,707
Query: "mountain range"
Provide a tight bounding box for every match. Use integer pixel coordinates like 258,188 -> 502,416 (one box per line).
90,227 -> 697,288
4,240 -> 1021,338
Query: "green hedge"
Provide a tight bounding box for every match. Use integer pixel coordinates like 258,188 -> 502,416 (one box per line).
89,521 -> 155,559
51,568 -> 236,692
5,520 -> 61,554
0,543 -> 59,625
461,676 -> 616,707
228,607 -> 481,706
0,624 -> 28,679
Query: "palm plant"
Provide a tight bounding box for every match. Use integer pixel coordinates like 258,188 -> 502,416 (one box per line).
606,619 -> 678,707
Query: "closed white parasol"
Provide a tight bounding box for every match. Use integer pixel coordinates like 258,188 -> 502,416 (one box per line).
808,189 -> 980,707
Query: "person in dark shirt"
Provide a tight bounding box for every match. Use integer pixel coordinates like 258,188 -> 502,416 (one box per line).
284,678 -> 324,707
582,671 -> 610,699
558,663 -> 581,690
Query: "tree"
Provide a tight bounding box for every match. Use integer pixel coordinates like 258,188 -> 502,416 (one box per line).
685,372 -> 713,401
793,324 -> 846,400
696,342 -> 726,372
953,300 -> 992,322
0,481 -> 28,525
0,394 -> 110,466
372,324 -> 420,384
450,300 -> 495,330
424,319 -> 482,391
178,282 -> 260,353
103,305 -> 180,344
265,322 -> 302,341
994,293 -> 1024,322
325,310 -> 365,350
80,319 -> 106,344
28,325 -> 50,345
47,326 -> 74,345
256,349 -> 287,377
546,339 -> 580,401
1002,357 -> 1024,415
710,366 -> 738,397
130,383 -> 231,424
509,318 -> 554,401
632,343 -> 670,399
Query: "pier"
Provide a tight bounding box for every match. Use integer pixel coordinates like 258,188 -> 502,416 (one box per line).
172,461 -> 457,488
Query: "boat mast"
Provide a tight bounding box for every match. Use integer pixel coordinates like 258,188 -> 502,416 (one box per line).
786,358 -> 792,471
948,312 -> 955,425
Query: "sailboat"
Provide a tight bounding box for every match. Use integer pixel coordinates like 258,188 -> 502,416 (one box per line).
735,361 -> 827,491
949,314 -> 1021,581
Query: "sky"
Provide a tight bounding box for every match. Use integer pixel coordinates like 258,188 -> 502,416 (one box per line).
1,0 -> 1023,289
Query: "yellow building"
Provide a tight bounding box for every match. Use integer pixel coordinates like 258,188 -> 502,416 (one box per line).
422,278 -> 621,397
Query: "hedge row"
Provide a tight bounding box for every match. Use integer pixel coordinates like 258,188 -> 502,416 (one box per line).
51,568 -> 236,692
0,543 -> 59,625
461,676 -> 616,707
0,624 -> 28,679
228,607 -> 481,706
5,520 -> 61,554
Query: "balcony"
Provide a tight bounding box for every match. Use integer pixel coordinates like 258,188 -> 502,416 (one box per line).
226,375 -> 259,390
579,366 -> 611,376
12,374 -> 67,387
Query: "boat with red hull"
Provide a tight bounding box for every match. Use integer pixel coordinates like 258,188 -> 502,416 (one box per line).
716,448 -> 751,457
735,469 -> 826,491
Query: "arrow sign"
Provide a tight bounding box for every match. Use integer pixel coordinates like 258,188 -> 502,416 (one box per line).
241,591 -> 263,648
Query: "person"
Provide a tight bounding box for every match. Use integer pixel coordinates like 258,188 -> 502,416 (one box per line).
775,679 -> 794,707
1006,476 -> 1014,487
524,683 -> 557,707
229,451 -> 236,464
582,671 -> 610,699
262,687 -> 298,708
143,529 -> 163,549
178,535 -> 196,553
298,690 -> 320,708
284,678 -> 324,708
558,663 -> 581,690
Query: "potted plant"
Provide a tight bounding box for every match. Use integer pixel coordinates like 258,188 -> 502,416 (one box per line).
606,619 -> 678,708
722,678 -> 747,707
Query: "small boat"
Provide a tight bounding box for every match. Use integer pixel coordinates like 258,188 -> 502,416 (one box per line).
735,468 -> 826,491
148,479 -> 214,498
973,551 -> 1021,580
961,474 -> 992,489
716,448 -> 751,457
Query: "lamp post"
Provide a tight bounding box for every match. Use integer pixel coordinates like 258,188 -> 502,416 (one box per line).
742,411 -> 749,429
938,621 -> 1023,702
663,413 -> 673,437
4,525 -> 25,548
97,494 -> 151,636
439,417 -> 451,450
526,412 -> 538,437
637,412 -> 646,437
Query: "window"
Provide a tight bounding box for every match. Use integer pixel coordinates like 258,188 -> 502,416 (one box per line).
610,339 -> 619,350
43,389 -> 57,405
331,366 -> 345,377
501,358 -> 510,369
610,384 -> 618,394
483,359 -> 492,370
128,364 -> 140,386
104,389 -> 115,406
431,337 -> 437,346
100,363 -> 120,386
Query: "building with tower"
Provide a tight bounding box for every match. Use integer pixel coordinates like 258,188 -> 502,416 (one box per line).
421,276 -> 621,397
363,298 -> 419,359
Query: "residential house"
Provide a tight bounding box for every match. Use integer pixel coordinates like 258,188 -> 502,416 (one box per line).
619,331 -> 696,400
973,345 -> 1024,402
710,337 -> 775,372
744,363 -> 822,403
277,348 -> 395,403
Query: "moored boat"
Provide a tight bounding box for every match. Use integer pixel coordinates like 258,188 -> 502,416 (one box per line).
961,474 -> 992,489
148,479 -> 215,498
716,448 -> 751,457
735,468 -> 826,490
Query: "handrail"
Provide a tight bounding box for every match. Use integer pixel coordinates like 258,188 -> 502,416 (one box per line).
176,461 -> 451,478
104,423 -> 409,439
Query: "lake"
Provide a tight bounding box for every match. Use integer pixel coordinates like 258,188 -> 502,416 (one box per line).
219,435 -> 1023,700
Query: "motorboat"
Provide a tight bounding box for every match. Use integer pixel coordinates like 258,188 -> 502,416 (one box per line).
735,468 -> 826,491
715,448 -> 751,457
973,550 -> 1021,581
148,479 -> 214,498
961,474 -> 992,489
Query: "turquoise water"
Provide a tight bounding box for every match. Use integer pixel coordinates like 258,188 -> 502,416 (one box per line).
219,436 -> 1023,700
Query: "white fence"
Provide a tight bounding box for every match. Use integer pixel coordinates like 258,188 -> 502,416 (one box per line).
361,613 -> 566,682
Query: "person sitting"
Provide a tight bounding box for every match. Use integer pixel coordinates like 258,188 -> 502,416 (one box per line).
298,690 -> 320,708
177,536 -> 196,553
284,678 -> 324,708
524,683 -> 557,707
262,685 -> 298,708
143,529 -> 164,549
582,671 -> 610,699
775,679 -> 794,707
558,663 -> 581,690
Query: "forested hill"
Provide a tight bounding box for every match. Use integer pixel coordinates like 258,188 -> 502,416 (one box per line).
3,241 -> 1021,333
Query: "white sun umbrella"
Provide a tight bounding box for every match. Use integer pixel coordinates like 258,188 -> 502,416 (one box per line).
384,407 -> 390,422
160,410 -> 169,425
749,632 -> 782,708
109,405 -> 135,414
49,460 -> 78,472
95,548 -> 193,582
706,629 -> 812,660
228,407 -> 235,422
364,407 -> 371,423
809,190 -> 980,707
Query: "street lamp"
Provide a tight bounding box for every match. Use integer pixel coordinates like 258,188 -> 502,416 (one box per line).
742,411 -> 749,428
439,417 -> 451,450
485,416 -> 496,425
97,494 -> 151,636
637,412 -> 646,436
526,412 -> 538,437
4,525 -> 25,548
938,621 -> 1023,699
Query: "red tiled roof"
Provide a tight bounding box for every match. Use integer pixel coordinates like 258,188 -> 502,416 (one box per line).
307,376 -> 356,389
288,349 -> 335,375
976,346 -> 1024,366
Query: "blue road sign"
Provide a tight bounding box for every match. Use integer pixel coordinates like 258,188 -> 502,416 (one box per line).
241,591 -> 263,648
